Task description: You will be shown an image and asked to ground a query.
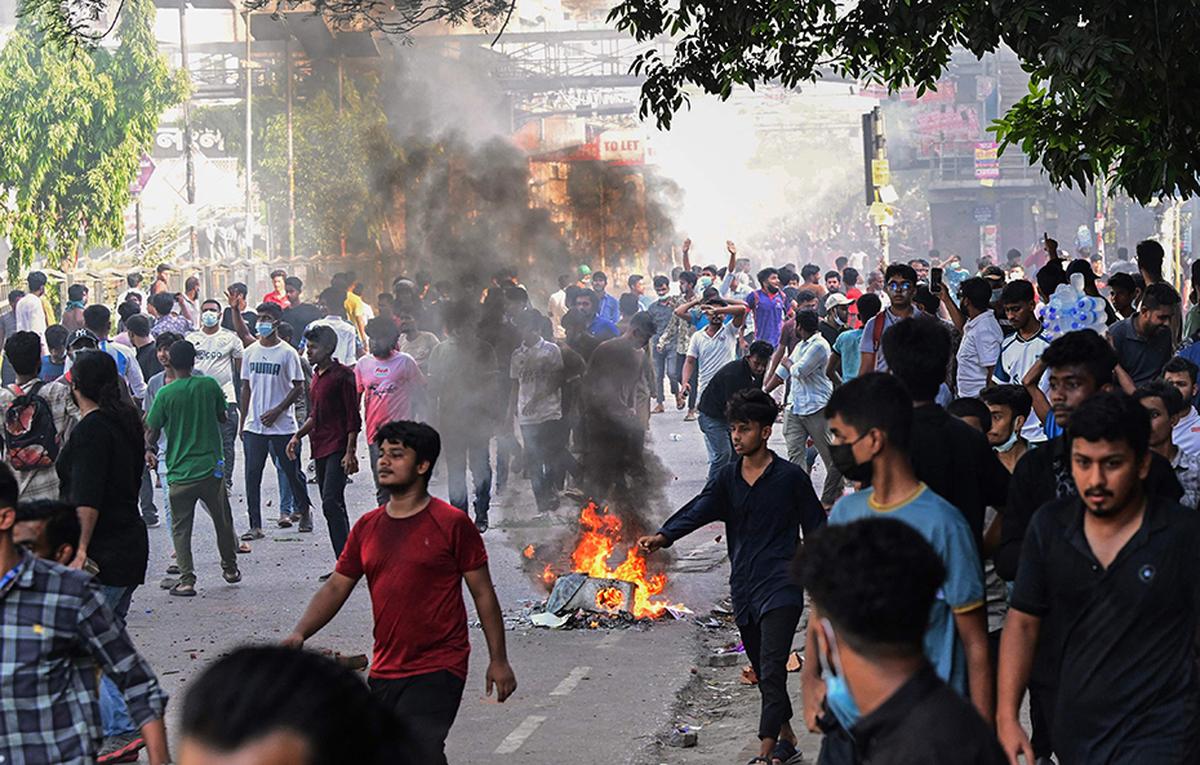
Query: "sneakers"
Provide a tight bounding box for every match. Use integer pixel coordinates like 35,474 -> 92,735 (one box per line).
98,732 -> 144,763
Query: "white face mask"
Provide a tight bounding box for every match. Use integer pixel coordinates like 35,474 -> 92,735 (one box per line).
994,417 -> 1025,452
201,311 -> 219,328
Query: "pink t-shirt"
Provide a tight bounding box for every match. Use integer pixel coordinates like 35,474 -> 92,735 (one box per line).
354,351 -> 426,441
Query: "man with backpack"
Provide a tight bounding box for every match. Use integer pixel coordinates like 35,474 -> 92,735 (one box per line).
0,331 -> 77,501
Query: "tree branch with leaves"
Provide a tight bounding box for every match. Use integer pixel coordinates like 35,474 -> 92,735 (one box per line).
608,0 -> 1200,203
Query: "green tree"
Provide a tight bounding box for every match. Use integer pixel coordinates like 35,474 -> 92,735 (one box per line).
258,78 -> 396,257
0,0 -> 187,277
609,0 -> 1200,203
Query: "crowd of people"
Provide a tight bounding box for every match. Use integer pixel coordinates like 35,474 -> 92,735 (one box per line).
2,234 -> 1199,764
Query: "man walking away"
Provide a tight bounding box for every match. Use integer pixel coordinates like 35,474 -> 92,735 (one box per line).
288,326 -> 360,571
646,275 -> 679,413
284,421 -> 517,765
640,390 -> 824,765
15,271 -> 48,350
0,331 -> 77,502
309,287 -> 363,367
944,277 -> 1003,398
695,341 -> 771,482
145,341 -> 241,597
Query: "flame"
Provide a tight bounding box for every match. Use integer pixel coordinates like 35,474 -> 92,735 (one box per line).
523,544 -> 536,559
595,587 -> 625,611
545,502 -> 681,619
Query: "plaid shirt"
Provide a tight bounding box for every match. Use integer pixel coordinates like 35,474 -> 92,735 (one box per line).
0,552 -> 167,764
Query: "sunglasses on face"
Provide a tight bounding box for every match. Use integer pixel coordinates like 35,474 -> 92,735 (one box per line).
886,281 -> 913,292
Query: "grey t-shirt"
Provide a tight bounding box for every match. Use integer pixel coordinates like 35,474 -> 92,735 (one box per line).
1109,318 -> 1173,387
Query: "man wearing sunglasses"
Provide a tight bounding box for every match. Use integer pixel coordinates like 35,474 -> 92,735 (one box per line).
860,263 -> 921,374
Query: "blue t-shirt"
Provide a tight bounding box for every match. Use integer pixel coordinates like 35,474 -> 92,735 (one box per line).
832,328 -> 864,380
829,484 -> 985,697
39,355 -> 65,382
745,288 -> 787,347
1043,409 -> 1064,439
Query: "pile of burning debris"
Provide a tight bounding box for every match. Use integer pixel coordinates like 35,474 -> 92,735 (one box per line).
525,502 -> 690,630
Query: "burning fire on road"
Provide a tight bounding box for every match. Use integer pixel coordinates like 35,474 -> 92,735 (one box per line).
537,502 -> 684,621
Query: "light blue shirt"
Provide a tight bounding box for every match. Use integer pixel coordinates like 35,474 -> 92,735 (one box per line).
775,333 -> 832,416
829,484 -> 985,697
832,328 -> 864,380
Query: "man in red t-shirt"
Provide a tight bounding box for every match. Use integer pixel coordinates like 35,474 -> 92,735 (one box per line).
284,420 -> 516,764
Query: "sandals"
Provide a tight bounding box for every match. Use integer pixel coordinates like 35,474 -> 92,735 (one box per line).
169,582 -> 196,597
771,740 -> 802,765
237,542 -> 252,554
240,529 -> 264,541
166,564 -> 180,575
223,569 -> 242,584
277,517 -> 293,529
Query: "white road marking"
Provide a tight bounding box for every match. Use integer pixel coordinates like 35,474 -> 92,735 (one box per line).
494,715 -> 547,754
549,666 -> 591,696
597,631 -> 623,649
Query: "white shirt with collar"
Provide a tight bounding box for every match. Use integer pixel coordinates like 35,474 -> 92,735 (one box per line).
956,310 -> 1003,398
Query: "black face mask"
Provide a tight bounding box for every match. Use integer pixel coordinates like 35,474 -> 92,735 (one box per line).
829,433 -> 873,483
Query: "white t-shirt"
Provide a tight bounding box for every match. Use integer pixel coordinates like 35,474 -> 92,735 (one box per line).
15,293 -> 47,350
240,341 -> 304,435
306,316 -> 360,366
956,311 -> 1003,398
995,329 -> 1051,443
687,322 -> 740,398
188,328 -> 244,404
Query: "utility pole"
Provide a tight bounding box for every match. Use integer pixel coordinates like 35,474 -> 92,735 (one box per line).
861,106 -> 890,266
179,0 -> 197,259
244,10 -> 253,262
285,36 -> 296,261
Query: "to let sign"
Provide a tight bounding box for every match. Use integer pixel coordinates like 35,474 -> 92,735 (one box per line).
598,130 -> 647,165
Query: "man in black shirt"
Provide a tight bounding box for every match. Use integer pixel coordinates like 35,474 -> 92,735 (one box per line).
695,340 -> 772,482
640,390 -> 824,765
999,392 -> 1200,764
280,277 -> 322,340
881,316 -> 1009,548
800,517 -> 1006,765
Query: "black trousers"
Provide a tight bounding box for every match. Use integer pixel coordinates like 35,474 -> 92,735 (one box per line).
369,670 -> 466,765
314,450 -> 350,557
739,605 -> 802,740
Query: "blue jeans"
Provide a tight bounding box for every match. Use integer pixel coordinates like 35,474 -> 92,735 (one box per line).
698,413 -> 733,483
275,454 -> 303,517
99,585 -> 136,736
521,421 -> 562,513
652,346 -> 678,404
243,431 -> 310,530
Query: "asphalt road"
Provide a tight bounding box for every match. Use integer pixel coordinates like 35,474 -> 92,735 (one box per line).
125,404 -> 766,763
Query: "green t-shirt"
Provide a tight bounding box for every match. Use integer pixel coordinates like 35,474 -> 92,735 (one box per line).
146,375 -> 226,484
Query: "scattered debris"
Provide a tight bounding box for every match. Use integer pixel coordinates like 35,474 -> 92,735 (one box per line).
530,612 -> 570,629
665,605 -> 694,620
668,725 -> 698,748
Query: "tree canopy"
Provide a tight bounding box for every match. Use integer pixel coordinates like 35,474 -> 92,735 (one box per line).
0,0 -> 186,277
608,0 -> 1200,203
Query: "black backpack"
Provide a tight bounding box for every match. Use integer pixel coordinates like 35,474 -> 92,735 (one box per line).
5,381 -> 60,470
